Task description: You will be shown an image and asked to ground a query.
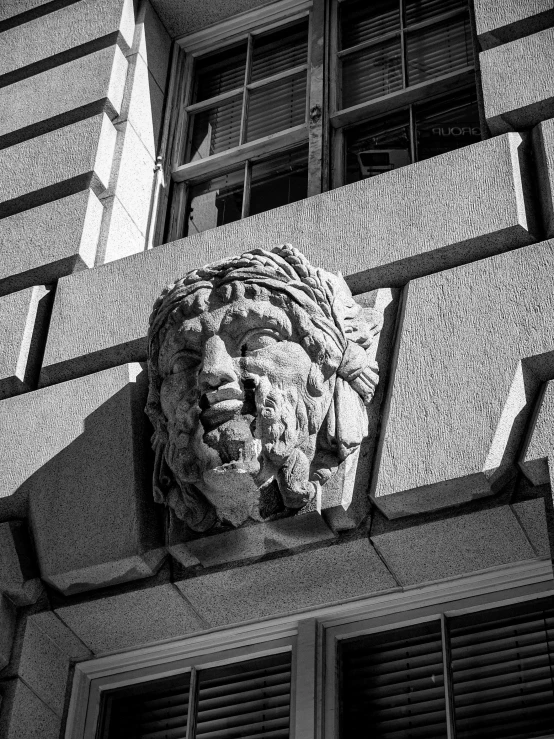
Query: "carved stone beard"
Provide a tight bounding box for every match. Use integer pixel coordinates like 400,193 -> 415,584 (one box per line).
164,363 -> 333,528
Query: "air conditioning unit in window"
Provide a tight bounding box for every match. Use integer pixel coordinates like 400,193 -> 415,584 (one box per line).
357,149 -> 410,177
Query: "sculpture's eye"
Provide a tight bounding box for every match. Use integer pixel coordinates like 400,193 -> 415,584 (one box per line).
169,352 -> 201,374
241,329 -> 283,355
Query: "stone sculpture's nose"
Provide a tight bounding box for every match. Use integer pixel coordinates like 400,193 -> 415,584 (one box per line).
198,334 -> 237,393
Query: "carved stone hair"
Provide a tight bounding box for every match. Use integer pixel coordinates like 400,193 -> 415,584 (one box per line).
145,244 -> 381,527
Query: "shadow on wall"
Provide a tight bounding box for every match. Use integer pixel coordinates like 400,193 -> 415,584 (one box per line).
4,370 -> 163,595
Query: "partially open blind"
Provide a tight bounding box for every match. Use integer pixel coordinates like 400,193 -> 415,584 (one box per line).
450,597 -> 554,739
104,673 -> 191,739
340,621 -> 447,738
195,652 -> 292,739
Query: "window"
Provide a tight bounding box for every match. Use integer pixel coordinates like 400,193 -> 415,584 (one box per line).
338,598 -> 554,738
99,651 -> 292,739
67,561 -> 553,739
155,0 -> 481,243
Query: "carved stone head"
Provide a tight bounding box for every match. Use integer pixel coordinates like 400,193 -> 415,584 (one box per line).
146,245 -> 381,532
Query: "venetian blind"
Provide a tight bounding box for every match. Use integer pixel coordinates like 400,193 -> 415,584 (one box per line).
100,652 -> 291,739
450,598 -> 554,739
340,621 -> 448,738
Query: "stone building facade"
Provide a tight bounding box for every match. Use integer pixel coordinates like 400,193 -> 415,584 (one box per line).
0,0 -> 553,737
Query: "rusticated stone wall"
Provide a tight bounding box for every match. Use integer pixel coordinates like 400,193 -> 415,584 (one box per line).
0,1 -> 553,736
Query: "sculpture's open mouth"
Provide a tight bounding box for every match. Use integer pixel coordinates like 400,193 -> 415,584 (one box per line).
200,399 -> 243,431
200,378 -> 258,433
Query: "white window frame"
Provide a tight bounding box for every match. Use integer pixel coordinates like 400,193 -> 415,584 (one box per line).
65,558 -> 553,739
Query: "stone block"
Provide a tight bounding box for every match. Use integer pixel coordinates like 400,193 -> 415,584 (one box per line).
371,507 -> 535,587
372,240 -> 554,517
0,0 -> 135,84
137,1 -> 171,90
125,53 -> 164,156
0,679 -> 60,739
0,285 -> 53,399
533,118 -> 554,239
0,114 -> 117,217
15,617 -> 70,717
112,121 -> 156,236
0,521 -> 42,606
474,0 -> 554,50
0,190 -> 103,297
0,45 -> 128,148
176,539 -> 397,628
101,195 -> 146,263
0,363 -> 164,594
0,0 -> 52,22
24,612 -> 92,662
0,596 -> 16,671
55,584 -> 205,653
149,0 -> 274,38
511,498 -> 551,557
481,29 -> 554,134
39,133 -> 536,386
175,514 -> 335,569
519,380 -> 554,486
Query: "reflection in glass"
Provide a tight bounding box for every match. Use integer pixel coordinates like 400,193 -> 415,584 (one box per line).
246,74 -> 306,142
185,169 -> 244,236
341,39 -> 402,109
251,19 -> 308,82
407,15 -> 472,86
193,42 -> 247,103
188,98 -> 243,161
415,90 -> 480,161
405,0 -> 465,26
340,0 -> 400,50
344,111 -> 410,184
249,147 -> 308,216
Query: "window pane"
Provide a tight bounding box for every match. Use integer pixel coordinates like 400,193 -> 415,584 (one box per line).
249,147 -> 308,216
340,0 -> 400,50
246,73 -> 306,142
251,19 -> 308,83
344,110 -> 410,184
407,14 -> 472,86
405,0 -> 466,26
449,597 -> 554,739
340,621 -> 447,739
185,169 -> 244,236
415,89 -> 481,161
195,652 -> 291,739
193,42 -> 247,103
188,98 -> 242,161
341,38 -> 402,109
103,673 -> 190,739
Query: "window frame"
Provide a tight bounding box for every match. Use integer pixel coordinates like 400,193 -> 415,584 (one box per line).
65,558 -> 553,739
155,0 -> 321,245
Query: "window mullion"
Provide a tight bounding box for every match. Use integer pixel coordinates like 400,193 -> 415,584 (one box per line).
185,666 -> 199,739
440,613 -> 457,739
400,0 -> 407,89
409,104 -> 416,163
292,619 -> 317,739
241,160 -> 251,219
307,0 -> 326,197
240,34 -> 253,145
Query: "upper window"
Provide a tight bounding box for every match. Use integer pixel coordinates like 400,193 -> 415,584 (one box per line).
155,0 -> 481,244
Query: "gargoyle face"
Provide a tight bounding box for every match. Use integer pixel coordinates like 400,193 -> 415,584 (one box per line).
157,291 -> 335,527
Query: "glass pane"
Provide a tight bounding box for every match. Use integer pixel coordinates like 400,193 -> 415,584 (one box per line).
344,110 -> 410,184
185,169 -> 244,236
249,146 -> 308,216
405,0 -> 466,26
193,42 -> 247,103
340,621 -> 447,739
251,18 -> 309,83
415,89 -> 481,162
246,73 -> 306,142
188,97 -> 242,161
340,0 -> 400,50
196,652 -> 292,739
341,38 -> 402,109
407,14 -> 472,86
